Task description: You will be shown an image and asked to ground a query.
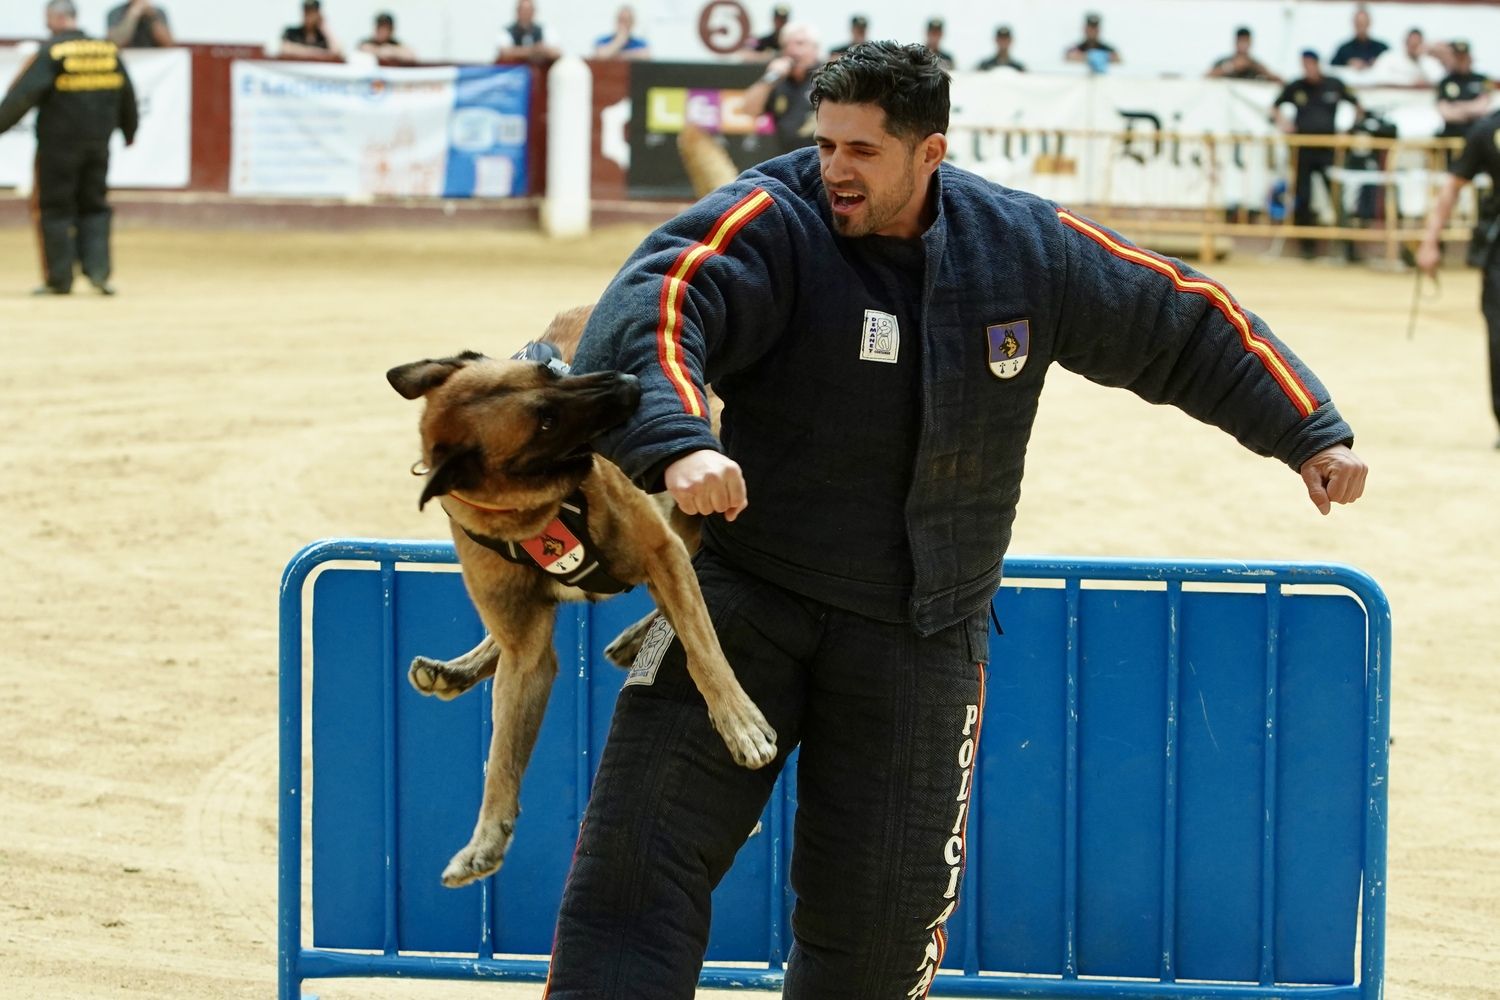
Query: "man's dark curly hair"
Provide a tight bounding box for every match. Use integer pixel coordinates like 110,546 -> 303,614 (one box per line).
810,42 -> 951,143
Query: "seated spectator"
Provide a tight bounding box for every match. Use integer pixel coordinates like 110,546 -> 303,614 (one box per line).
1437,41 -> 1491,139
923,17 -> 954,72
744,4 -> 790,62
280,0 -> 343,60
1371,28 -> 1443,86
1065,12 -> 1120,71
977,25 -> 1024,72
497,0 -> 560,63
830,14 -> 867,58
359,12 -> 417,65
594,5 -> 650,60
1330,3 -> 1387,70
1207,27 -> 1280,83
106,0 -> 172,48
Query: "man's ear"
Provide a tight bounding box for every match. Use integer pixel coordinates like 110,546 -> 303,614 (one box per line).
921,132 -> 948,172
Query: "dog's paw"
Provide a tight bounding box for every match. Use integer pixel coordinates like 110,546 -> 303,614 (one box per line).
711,699 -> 778,771
409,656 -> 477,700
440,821 -> 515,888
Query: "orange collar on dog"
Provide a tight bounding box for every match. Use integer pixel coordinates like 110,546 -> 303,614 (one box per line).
445,491 -> 518,515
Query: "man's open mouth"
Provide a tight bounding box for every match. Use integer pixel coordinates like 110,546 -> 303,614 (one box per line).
830,190 -> 866,213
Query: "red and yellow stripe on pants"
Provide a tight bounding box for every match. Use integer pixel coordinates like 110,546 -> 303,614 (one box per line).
909,661 -> 987,999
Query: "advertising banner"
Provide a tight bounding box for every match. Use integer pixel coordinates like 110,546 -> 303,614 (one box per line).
627,61 -> 771,199
949,72 -> 1444,212
230,61 -> 530,199
0,45 -> 191,189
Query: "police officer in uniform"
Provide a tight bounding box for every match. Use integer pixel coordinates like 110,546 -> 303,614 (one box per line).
1417,110 -> 1500,448
1270,49 -> 1361,259
1436,41 -> 1490,141
0,1 -> 138,295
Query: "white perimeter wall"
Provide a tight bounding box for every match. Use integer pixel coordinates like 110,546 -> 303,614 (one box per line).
2,0 -> 1497,78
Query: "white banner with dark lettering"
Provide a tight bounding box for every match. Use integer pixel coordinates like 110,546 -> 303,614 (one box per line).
229,60 -> 530,199
0,45 -> 191,190
949,72 -> 1445,211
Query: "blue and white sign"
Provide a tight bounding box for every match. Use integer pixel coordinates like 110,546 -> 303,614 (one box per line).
230,61 -> 529,199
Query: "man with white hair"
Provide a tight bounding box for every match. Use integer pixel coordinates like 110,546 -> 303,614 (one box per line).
0,0 -> 138,295
740,21 -> 822,155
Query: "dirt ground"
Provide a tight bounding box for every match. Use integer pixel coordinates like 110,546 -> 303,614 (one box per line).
0,220 -> 1495,1000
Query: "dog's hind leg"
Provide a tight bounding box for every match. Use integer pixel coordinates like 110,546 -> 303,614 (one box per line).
409,634 -> 499,700
441,608 -> 557,888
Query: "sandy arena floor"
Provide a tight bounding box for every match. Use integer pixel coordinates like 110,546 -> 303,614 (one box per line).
0,222 -> 1496,1000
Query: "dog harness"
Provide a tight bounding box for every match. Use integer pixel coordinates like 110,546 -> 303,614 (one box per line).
460,490 -> 634,595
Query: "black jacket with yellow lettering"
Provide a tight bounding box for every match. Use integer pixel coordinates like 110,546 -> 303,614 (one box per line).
0,30 -> 138,144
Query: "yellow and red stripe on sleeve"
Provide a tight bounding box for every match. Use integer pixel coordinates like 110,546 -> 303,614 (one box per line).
656,188 -> 775,417
1057,208 -> 1318,418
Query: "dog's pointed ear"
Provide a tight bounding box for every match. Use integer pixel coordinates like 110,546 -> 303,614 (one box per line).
418,446 -> 483,509
386,351 -> 487,400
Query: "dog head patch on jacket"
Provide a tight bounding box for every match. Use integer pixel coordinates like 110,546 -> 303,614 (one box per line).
387,350 -> 641,517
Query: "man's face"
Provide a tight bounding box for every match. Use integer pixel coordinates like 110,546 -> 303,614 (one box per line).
517,0 -> 535,24
1354,9 -> 1370,37
1303,54 -> 1321,79
815,101 -> 929,239
781,27 -> 819,70
374,21 -> 393,42
996,33 -> 1010,53
1406,32 -> 1423,58
1235,34 -> 1251,56
1085,22 -> 1100,41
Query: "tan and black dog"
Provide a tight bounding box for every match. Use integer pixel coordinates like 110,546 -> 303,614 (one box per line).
387,311 -> 775,889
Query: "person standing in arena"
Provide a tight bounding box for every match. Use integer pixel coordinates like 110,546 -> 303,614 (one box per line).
0,0 -> 137,296
544,42 -> 1367,1000
1417,110 -> 1500,449
1271,50 -> 1362,260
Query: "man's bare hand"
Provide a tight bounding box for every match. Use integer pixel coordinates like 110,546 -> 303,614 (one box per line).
1416,239 -> 1441,277
1299,444 -> 1367,515
664,449 -> 748,521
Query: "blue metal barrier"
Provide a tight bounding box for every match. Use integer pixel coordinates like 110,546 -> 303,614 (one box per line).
279,539 -> 1390,1000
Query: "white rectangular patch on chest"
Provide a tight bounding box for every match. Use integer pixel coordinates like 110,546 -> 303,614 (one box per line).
859,309 -> 900,364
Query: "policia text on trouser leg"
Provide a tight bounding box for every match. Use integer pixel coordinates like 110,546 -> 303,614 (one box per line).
0,5 -> 139,295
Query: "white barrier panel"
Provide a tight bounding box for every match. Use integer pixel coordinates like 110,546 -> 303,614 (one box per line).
230,61 -> 530,199
0,46 -> 192,190
949,72 -> 1447,211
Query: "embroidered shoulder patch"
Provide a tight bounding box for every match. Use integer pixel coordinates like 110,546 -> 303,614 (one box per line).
860,309 -> 900,363
986,319 -> 1031,380
624,616 -> 677,688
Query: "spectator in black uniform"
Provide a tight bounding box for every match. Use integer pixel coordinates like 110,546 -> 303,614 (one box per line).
1065,12 -> 1119,71
0,0 -> 138,295
1418,110 -> 1500,448
830,15 -> 867,58
1437,42 -> 1490,140
740,21 -> 821,156
978,25 -> 1023,72
105,0 -> 172,48
746,4 -> 790,62
1330,3 -> 1387,70
497,0 -> 559,62
359,12 -> 417,64
280,0 -> 343,60
1207,27 -> 1280,83
922,18 -> 954,71
1271,50 -> 1362,258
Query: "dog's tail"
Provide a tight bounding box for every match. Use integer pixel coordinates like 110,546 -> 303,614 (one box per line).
678,124 -> 741,200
